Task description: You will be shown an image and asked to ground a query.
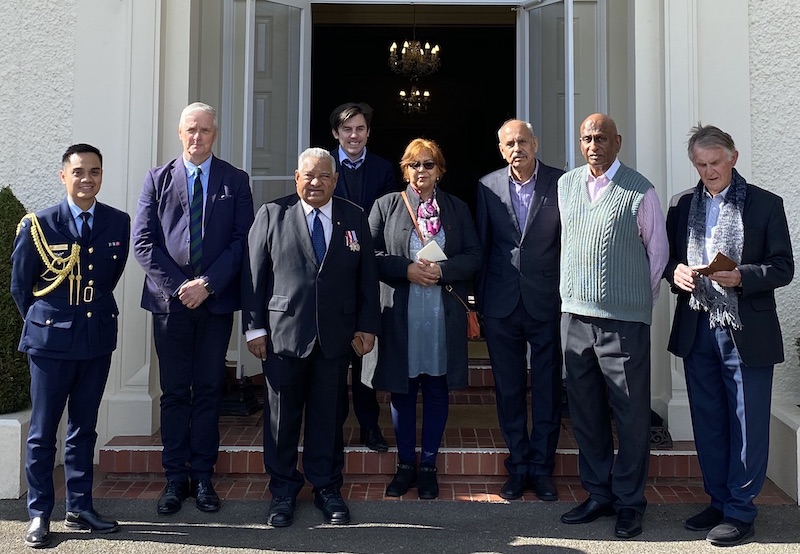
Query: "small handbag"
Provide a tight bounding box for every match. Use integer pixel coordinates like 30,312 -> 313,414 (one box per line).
400,191 -> 482,340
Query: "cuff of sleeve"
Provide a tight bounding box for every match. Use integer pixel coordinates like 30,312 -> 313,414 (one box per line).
245,328 -> 267,342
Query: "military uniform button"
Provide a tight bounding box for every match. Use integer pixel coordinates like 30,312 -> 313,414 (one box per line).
113,255 -> 118,259
88,264 -> 94,270
45,319 -> 52,325
88,247 -> 94,254
87,312 -> 93,318
88,280 -> 95,285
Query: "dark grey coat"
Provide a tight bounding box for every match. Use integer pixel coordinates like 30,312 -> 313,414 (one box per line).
362,185 -> 482,393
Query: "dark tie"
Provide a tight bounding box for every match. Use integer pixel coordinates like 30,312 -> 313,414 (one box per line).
311,210 -> 326,264
79,212 -> 91,243
190,167 -> 203,275
342,159 -> 358,170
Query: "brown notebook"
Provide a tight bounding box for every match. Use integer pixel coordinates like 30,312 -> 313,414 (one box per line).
691,252 -> 737,276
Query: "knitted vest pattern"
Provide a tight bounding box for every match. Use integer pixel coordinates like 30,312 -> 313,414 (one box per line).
559,165 -> 653,325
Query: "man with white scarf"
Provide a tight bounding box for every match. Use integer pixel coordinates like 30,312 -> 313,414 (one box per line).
665,124 -> 794,547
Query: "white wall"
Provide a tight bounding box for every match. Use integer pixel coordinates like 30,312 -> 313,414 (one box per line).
749,0 -> 800,402
0,0 -> 77,210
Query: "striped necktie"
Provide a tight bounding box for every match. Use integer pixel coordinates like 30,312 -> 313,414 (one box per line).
190,167 -> 203,275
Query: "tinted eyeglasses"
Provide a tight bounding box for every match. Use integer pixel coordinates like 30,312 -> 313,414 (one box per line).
408,161 -> 437,170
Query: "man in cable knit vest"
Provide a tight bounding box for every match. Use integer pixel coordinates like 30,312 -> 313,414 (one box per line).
558,114 -> 668,539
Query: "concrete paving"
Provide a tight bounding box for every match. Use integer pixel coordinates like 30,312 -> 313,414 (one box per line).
1,498 -> 799,553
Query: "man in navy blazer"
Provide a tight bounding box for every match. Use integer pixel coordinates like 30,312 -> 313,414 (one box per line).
12,144 -> 129,547
132,102 -> 254,516
242,148 -> 380,527
329,102 -> 396,451
475,120 -> 564,502
665,125 -> 793,546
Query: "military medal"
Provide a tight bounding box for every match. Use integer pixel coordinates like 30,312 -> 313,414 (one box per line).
346,230 -> 360,252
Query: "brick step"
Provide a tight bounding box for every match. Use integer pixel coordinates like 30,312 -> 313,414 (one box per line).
100,402 -> 699,480
99,444 -> 700,480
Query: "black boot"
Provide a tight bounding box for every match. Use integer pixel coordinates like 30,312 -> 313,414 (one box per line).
417,465 -> 439,499
386,463 -> 417,497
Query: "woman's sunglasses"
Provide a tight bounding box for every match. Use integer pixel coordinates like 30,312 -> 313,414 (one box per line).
408,161 -> 437,170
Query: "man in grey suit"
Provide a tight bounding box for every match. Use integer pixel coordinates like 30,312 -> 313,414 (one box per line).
475,119 -> 564,502
665,124 -> 793,546
242,148 -> 380,528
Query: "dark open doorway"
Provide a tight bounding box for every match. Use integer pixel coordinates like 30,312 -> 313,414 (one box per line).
310,4 -> 516,211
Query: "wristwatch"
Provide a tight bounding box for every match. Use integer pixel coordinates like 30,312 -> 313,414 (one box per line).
203,280 -> 215,296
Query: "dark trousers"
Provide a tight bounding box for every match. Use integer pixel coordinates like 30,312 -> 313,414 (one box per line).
262,344 -> 351,498
390,374 -> 449,467
684,313 -> 773,523
153,307 -> 233,481
350,354 -> 380,431
26,353 -> 112,518
561,313 -> 651,514
483,300 -> 562,477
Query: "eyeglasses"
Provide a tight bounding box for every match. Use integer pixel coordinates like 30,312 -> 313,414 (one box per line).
408,161 -> 437,170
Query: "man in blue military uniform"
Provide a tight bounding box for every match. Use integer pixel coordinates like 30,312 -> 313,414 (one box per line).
11,144 -> 130,548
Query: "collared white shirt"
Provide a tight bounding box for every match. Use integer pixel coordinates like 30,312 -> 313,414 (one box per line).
300,198 -> 333,247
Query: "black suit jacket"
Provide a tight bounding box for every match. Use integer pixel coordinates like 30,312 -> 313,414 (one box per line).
331,149 -> 396,211
242,195 -> 381,360
664,181 -> 794,366
475,161 -> 564,320
11,199 -> 130,360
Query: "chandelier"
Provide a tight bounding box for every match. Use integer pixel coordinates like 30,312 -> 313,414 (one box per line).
388,5 -> 441,79
398,84 -> 431,115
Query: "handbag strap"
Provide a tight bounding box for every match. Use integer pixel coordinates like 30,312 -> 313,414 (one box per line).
400,191 -> 425,244
445,284 -> 471,312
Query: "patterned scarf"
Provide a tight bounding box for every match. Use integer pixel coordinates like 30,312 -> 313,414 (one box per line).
414,188 -> 441,242
686,169 -> 747,329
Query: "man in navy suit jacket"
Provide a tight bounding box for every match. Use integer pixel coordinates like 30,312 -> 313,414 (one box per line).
12,144 -> 129,547
242,148 -> 380,527
329,102 -> 396,451
132,103 -> 254,516
665,125 -> 793,546
475,120 -> 564,503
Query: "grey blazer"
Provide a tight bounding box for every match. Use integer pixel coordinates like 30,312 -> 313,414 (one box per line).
362,186 -> 482,393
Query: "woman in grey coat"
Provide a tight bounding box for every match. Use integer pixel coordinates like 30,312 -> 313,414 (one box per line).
363,138 -> 482,499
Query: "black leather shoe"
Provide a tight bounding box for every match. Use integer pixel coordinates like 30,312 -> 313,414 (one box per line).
313,488 -> 351,525
24,517 -> 50,548
417,465 -> 439,499
706,518 -> 754,546
157,479 -> 190,515
360,427 -> 389,452
386,463 -> 417,497
266,496 -> 296,527
533,475 -> 558,501
560,498 -> 615,524
64,509 -> 119,534
499,474 -> 529,500
614,508 -> 643,539
191,478 -> 221,513
685,506 -> 724,531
